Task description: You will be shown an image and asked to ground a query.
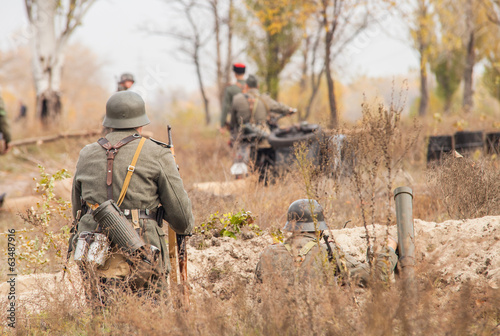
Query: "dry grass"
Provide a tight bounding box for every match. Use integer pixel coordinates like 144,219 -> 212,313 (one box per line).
4,263 -> 499,335
427,155 -> 500,219
1,95 -> 500,335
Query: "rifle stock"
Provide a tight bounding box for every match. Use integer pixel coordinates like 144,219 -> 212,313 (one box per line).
167,125 -> 190,307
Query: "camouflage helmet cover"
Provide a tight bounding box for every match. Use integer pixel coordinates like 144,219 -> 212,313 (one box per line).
283,199 -> 328,232
119,73 -> 135,84
103,91 -> 150,129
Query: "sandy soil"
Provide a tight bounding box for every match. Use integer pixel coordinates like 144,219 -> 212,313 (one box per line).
1,215 -> 498,311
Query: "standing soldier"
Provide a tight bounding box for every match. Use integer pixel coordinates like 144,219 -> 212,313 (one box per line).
0,91 -> 11,154
102,73 -> 136,136
72,91 -> 194,304
231,75 -> 295,135
255,199 -> 398,286
230,75 -> 296,178
220,63 -> 246,132
117,73 -> 135,92
0,92 -> 11,207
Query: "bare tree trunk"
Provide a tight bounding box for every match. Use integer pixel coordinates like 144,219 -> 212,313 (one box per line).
325,59 -> 338,129
211,0 -> 224,110
300,37 -> 310,92
304,24 -> 324,120
298,37 -> 309,120
30,0 -> 63,124
463,31 -> 475,112
304,67 -> 324,121
418,53 -> 429,117
325,22 -> 338,129
26,0 -> 95,124
265,32 -> 281,99
225,0 -> 233,86
193,44 -> 210,124
462,0 -> 475,112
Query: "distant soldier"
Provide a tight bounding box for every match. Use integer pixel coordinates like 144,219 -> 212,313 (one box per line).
229,75 -> 296,177
0,92 -> 11,154
117,73 -> 135,92
0,92 -> 10,207
230,74 -> 296,137
72,91 -> 194,304
220,63 -> 246,132
102,73 -> 136,136
16,100 -> 27,122
255,199 -> 398,286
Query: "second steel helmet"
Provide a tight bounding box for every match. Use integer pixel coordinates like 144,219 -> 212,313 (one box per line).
283,199 -> 328,232
103,91 -> 150,129
119,73 -> 135,84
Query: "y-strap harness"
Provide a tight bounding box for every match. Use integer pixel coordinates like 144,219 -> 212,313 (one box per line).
93,135 -> 155,227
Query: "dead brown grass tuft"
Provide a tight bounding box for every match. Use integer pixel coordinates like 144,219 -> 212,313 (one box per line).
428,155 -> 500,219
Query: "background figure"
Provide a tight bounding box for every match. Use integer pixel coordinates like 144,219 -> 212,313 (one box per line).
102,73 -> 136,136
231,74 -> 295,138
220,63 -> 246,132
0,92 -> 11,154
0,92 -> 11,207
117,73 -> 135,92
255,199 -> 398,286
16,100 -> 27,122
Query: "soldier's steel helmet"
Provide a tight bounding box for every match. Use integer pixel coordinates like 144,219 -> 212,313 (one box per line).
103,91 -> 150,129
283,199 -> 328,232
119,73 -> 135,84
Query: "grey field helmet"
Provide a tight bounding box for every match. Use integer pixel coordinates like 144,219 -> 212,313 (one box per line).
283,199 -> 328,232
103,91 -> 150,129
119,73 -> 135,83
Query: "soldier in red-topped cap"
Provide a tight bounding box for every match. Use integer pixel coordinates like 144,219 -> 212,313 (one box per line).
220,63 -> 246,132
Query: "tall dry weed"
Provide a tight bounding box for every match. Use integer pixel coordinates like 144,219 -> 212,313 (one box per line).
428,155 -> 500,219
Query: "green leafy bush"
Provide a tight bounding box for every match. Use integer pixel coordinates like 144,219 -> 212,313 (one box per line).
16,165 -> 72,271
196,210 -> 261,239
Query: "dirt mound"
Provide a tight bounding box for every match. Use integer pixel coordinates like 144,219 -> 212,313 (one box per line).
1,216 -> 498,309
186,215 -> 499,300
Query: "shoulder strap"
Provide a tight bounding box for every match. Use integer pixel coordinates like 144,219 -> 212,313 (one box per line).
117,137 -> 147,206
98,134 -> 140,200
283,240 -> 318,267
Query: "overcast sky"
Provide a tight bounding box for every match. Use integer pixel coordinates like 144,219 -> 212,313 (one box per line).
0,0 -> 419,99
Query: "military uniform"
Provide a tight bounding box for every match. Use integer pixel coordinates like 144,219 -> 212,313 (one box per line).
0,95 -> 11,148
0,95 -> 10,205
221,79 -> 246,128
255,199 -> 398,286
230,88 -> 292,132
72,91 -> 194,295
255,232 -> 398,286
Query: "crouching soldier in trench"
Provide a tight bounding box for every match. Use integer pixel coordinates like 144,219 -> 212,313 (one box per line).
255,199 -> 398,287
71,91 -> 194,305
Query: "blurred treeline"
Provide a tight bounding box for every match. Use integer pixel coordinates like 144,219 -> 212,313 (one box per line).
1,0 -> 500,136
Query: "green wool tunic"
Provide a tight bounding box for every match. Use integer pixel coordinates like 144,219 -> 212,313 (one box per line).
72,129 -> 194,276
255,232 -> 398,286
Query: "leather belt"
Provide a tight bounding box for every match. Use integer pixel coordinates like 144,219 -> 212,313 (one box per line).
85,201 -> 156,219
